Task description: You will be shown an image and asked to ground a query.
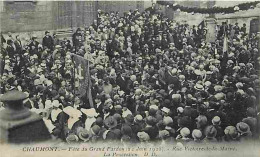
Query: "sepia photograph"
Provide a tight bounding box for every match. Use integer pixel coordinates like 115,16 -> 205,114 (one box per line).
0,0 -> 259,157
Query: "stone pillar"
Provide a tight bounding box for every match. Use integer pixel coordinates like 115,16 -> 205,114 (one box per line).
205,18 -> 217,43
204,0 -> 217,43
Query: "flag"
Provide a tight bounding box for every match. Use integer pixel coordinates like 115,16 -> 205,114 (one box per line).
71,53 -> 94,108
223,34 -> 228,53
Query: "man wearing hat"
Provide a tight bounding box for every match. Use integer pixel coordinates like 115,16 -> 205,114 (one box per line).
143,116 -> 159,140
242,107 -> 257,137
76,127 -> 91,142
223,126 -> 240,142
236,122 -> 252,141
176,127 -> 191,143
0,90 -> 51,143
28,35 -> 39,56
212,116 -> 224,141
42,31 -> 54,51
190,129 -> 203,144
103,116 -> 121,141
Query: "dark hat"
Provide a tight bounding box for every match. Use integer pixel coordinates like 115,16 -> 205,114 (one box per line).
66,133 -> 79,143
177,116 -> 192,127
113,113 -> 122,122
236,122 -> 250,134
125,114 -> 134,123
95,117 -> 103,126
246,107 -> 256,117
145,116 -> 157,126
0,90 -> 28,102
205,125 -> 217,138
77,127 -> 91,141
104,116 -> 117,129
91,125 -> 101,135
149,108 -> 157,116
164,99 -> 171,106
45,31 -> 50,35
121,125 -> 133,136
113,129 -> 121,139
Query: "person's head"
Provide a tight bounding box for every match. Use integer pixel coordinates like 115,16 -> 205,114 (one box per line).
45,31 -> 50,36
7,39 -> 13,45
76,28 -> 81,33
205,125 -> 217,139
196,115 -> 207,129
16,35 -> 20,40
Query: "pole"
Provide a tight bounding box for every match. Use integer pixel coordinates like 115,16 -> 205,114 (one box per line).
87,59 -> 94,108
72,55 -> 76,105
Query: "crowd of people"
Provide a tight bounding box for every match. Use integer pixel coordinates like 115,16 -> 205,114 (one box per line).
0,6 -> 259,145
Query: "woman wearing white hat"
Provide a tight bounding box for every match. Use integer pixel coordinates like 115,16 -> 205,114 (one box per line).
63,106 -> 83,136
81,108 -> 99,131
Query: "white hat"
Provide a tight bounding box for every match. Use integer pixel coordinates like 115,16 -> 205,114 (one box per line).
32,54 -> 38,59
194,69 -> 202,76
194,83 -> 204,90
149,105 -> 158,111
118,90 -> 125,96
212,116 -> 221,125
37,68 -> 43,73
214,85 -> 223,92
171,68 -> 178,75
236,82 -> 243,89
227,60 -> 234,64
130,75 -> 137,82
104,98 -> 113,105
163,116 -> 173,126
46,80 -> 53,86
179,75 -> 185,80
134,115 -> 143,121
63,106 -> 82,118
233,66 -> 240,70
55,45 -> 62,49
172,94 -> 181,100
39,75 -> 46,82
135,89 -> 142,95
180,127 -> 190,137
214,93 -> 225,100
237,89 -> 245,95
52,100 -> 62,108
34,79 -> 42,86
45,99 -> 53,109
81,108 -> 99,117
177,107 -> 184,113
161,107 -> 170,113
204,81 -> 211,87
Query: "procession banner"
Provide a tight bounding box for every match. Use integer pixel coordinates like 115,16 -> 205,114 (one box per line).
70,53 -> 94,108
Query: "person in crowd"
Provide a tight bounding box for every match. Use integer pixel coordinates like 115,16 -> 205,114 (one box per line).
0,6 -> 259,145
42,31 -> 54,51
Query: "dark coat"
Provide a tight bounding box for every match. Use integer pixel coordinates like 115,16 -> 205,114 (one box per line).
42,35 -> 54,50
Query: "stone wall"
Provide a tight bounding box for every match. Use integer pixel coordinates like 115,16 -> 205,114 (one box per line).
1,1 -> 147,41
0,1 -> 54,33
1,1 -> 146,34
